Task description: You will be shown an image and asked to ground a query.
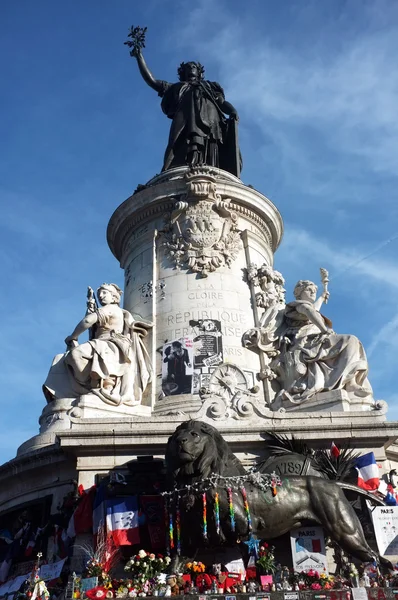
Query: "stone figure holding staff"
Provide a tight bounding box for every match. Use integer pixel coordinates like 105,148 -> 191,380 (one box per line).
243,267 -> 374,407
43,283 -> 152,407
275,278 -> 374,404
125,26 -> 242,176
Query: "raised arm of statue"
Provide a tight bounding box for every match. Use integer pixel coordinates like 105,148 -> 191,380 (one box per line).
134,49 -> 166,94
125,25 -> 166,95
313,290 -> 330,311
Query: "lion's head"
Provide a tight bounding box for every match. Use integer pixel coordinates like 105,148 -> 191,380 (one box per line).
165,420 -> 246,485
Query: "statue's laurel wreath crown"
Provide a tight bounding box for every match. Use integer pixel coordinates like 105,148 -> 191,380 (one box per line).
178,62 -> 205,81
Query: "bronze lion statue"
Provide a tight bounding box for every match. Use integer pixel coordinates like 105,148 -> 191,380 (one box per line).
165,420 -> 391,568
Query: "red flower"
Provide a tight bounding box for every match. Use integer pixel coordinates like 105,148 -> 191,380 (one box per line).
85,586 -> 108,600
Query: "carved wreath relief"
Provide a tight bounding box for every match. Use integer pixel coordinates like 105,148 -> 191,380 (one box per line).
199,363 -> 261,420
163,171 -> 241,277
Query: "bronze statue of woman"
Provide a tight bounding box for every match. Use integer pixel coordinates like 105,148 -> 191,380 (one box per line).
125,26 -> 242,177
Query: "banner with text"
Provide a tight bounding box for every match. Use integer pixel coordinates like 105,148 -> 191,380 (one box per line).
290,526 -> 328,574
371,505 -> 398,556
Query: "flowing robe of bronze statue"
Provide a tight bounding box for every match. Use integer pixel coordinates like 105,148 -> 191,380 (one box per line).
131,49 -> 242,176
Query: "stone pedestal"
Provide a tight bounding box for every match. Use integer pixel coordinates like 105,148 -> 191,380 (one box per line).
276,389 -> 378,413
107,166 -> 283,411
3,166 -> 398,577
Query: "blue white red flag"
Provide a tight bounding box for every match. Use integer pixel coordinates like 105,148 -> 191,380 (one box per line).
106,497 -> 140,546
355,452 -> 379,491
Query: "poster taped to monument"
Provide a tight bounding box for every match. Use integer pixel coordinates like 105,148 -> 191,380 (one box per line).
192,318 -> 223,369
161,337 -> 193,396
370,506 -> 398,556
290,526 -> 328,574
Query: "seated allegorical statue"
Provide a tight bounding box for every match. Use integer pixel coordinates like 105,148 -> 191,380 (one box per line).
275,279 -> 373,404
243,267 -> 374,406
43,283 -> 152,407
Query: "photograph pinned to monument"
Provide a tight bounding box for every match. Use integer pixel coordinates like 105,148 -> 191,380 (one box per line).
161,337 -> 194,396
190,318 -> 223,369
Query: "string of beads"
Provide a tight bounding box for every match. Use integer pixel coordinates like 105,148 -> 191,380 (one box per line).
161,471 -> 282,500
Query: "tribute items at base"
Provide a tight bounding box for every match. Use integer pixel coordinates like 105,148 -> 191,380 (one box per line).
165,420 -> 391,570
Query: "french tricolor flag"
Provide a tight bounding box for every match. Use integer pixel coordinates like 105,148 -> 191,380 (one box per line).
355,452 -> 379,491
106,496 -> 140,546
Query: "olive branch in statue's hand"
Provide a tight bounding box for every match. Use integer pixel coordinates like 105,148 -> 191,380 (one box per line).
124,25 -> 147,57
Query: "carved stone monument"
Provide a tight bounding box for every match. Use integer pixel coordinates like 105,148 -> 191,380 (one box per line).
1,25 -> 397,580
243,270 -> 375,412
42,283 -> 153,422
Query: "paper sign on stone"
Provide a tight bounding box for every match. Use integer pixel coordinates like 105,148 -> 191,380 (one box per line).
161,337 -> 194,396
352,588 -> 368,600
192,318 -> 223,368
370,506 -> 398,556
290,526 -> 328,574
39,558 -> 67,581
80,577 -> 99,592
224,557 -> 245,578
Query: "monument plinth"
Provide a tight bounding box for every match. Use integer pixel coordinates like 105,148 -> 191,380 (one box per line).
107,166 -> 283,414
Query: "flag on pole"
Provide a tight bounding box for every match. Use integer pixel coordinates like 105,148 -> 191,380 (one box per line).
93,483 -> 107,541
106,497 -> 140,546
355,452 -> 379,491
330,442 -> 340,458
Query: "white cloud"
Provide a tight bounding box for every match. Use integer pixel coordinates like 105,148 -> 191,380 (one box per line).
367,312 -> 398,358
173,0 -> 398,179
279,226 -> 398,289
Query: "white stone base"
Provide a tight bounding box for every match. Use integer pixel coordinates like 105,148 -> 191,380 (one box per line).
276,389 -> 376,413
69,394 -> 152,420
17,432 -> 58,456
153,394 -> 202,416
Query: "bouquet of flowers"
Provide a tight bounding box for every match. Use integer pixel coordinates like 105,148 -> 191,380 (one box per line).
291,569 -> 335,590
124,550 -> 171,584
256,543 -> 276,574
184,561 -> 206,575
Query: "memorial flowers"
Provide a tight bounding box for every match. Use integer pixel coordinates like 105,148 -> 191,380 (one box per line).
184,561 -> 206,574
256,542 -> 276,574
124,550 -> 171,583
291,569 -> 335,590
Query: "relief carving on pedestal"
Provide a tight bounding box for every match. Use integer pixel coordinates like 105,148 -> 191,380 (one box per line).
199,363 -> 261,420
163,170 -> 241,277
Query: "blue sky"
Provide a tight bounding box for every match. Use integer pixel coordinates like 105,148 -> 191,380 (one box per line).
1,0 -> 398,464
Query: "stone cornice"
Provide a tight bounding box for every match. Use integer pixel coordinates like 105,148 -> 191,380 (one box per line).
0,444 -> 65,479
56,418 -> 398,455
107,167 -> 283,263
